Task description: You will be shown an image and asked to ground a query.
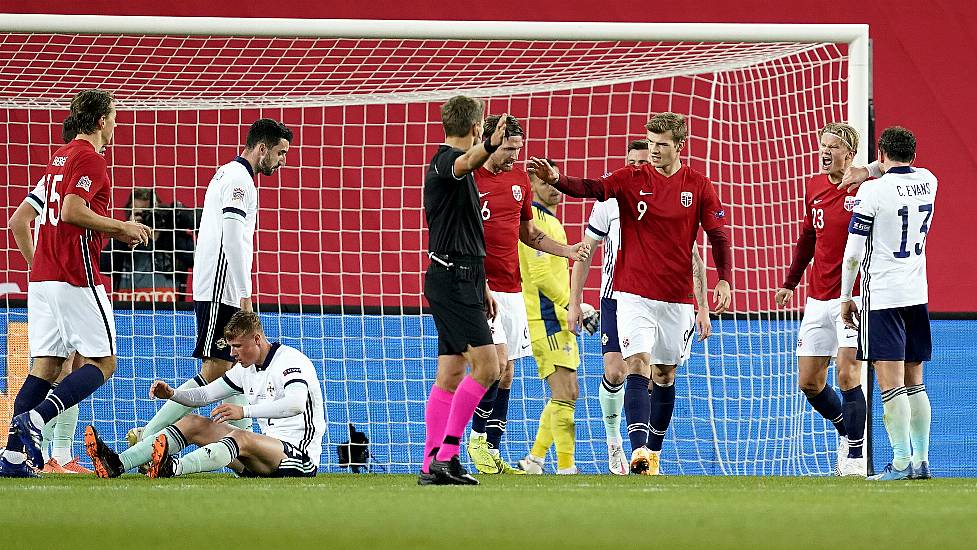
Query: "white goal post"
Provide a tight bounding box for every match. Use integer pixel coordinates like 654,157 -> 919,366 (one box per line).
0,15 -> 869,475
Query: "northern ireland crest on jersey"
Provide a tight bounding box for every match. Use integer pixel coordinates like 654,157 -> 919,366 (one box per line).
680,191 -> 693,208
511,184 -> 523,202
844,195 -> 856,212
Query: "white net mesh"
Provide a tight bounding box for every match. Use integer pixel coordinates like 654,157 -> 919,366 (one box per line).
1,27 -> 853,475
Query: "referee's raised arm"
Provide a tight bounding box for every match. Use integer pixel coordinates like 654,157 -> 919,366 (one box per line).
452,113 -> 509,178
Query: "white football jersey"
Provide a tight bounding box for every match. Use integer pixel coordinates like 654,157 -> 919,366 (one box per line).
584,198 -> 621,299
222,343 -> 326,464
192,158 -> 257,306
849,166 -> 937,310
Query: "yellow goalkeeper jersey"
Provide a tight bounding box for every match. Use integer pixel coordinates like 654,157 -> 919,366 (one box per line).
519,202 -> 571,340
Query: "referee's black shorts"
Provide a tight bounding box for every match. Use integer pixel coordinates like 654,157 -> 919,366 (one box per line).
424,255 -> 493,356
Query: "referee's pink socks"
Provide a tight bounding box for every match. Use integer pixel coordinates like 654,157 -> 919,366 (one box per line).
422,385 -> 455,473
435,376 -> 490,462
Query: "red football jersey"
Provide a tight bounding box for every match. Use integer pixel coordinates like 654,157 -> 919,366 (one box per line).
30,140 -> 112,287
475,166 -> 533,293
803,174 -> 859,300
601,164 -> 726,304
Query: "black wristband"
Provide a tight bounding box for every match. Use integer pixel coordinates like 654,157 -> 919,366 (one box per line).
482,140 -> 500,154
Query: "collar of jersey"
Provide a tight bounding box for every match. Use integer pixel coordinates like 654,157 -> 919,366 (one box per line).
234,156 -> 255,178
257,342 -> 282,371
886,166 -> 915,174
532,201 -> 556,217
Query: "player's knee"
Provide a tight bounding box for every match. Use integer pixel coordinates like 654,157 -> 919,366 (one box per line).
798,379 -> 822,396
500,363 -> 515,387
175,414 -> 210,440
651,368 -> 675,387
200,358 -> 232,383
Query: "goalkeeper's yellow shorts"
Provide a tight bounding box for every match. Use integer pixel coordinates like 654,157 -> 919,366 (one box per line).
531,330 -> 579,380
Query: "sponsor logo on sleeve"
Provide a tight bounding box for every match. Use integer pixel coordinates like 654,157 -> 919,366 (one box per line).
680,191 -> 693,208
76,176 -> 92,192
282,367 -> 302,376
600,171 -> 612,180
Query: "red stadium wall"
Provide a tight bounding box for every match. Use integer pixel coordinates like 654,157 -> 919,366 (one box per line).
2,1 -> 975,312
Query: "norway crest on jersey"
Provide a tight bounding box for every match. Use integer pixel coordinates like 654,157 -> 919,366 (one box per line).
680,191 -> 693,208
511,184 -> 523,202
844,195 -> 856,212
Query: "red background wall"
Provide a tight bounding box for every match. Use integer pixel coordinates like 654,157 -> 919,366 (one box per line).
3,1 -> 974,312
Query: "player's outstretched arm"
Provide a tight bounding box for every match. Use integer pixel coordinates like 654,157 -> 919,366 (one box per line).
519,219 -> 591,261
453,113 -> 509,177
691,248 -> 712,340
567,234 -> 600,333
223,382 -> 306,421
7,201 -> 39,267
527,157 -> 609,200
62,194 -> 151,246
152,377 -> 238,407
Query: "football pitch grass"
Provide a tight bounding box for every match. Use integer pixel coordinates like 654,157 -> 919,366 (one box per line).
3,474 -> 976,549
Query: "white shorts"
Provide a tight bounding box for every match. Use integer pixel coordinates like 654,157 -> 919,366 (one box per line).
796,297 -> 858,357
614,292 -> 695,365
490,291 -> 532,360
28,281 -> 116,359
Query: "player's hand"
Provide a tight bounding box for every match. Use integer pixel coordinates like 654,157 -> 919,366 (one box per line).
695,308 -> 712,341
149,380 -> 175,400
240,298 -> 253,312
840,299 -> 860,330
567,301 -> 582,335
487,113 -> 509,148
839,165 -> 870,191
567,241 -> 591,262
484,286 -> 497,321
119,220 -> 152,247
579,303 -> 600,335
527,157 -> 559,184
211,403 -> 244,423
712,280 -> 731,314
774,288 -> 794,307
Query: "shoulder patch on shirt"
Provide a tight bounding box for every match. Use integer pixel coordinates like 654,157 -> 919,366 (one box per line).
713,209 -> 726,219
76,176 -> 92,192
282,367 -> 302,376
232,187 -> 245,201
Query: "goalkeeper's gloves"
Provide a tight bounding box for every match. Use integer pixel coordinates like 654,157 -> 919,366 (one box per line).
579,303 -> 600,335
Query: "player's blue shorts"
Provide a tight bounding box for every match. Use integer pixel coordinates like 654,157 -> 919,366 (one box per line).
600,297 -> 621,355
857,303 -> 932,362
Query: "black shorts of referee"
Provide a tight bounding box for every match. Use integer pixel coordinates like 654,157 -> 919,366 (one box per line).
424,253 -> 494,356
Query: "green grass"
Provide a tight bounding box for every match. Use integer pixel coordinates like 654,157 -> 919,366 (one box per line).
3,474 -> 976,549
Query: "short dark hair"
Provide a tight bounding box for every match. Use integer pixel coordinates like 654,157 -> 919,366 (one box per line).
61,118 -> 78,143
441,96 -> 484,138
626,139 -> 649,153
65,89 -> 115,135
124,188 -> 160,211
245,118 -> 293,150
878,126 -> 916,163
482,115 -> 525,141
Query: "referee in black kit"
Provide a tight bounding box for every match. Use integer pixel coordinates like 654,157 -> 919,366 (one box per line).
418,96 -> 511,485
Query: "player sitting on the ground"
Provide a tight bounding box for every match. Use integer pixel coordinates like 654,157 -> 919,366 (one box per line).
774,122 -> 867,477
467,115 -> 590,476
85,311 -> 325,478
840,126 -> 936,481
568,139 -> 711,475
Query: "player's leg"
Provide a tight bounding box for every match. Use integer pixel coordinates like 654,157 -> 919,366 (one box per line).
545,361 -> 579,475
598,297 -> 627,474
467,341 -> 505,475
617,293 -> 654,468
433,343 -> 498,463
146,414 -> 237,478
520,342 -> 555,474
422,354 -> 464,478
487,358 -> 523,473
836,346 -> 867,476
13,283 -> 117,470
645,363 -> 677,475
798,299 -> 848,442
39,355 -> 73,472
903,303 -> 933,478
864,307 -> 914,480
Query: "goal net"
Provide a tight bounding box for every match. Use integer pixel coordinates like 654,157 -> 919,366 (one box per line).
0,16 -> 868,475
